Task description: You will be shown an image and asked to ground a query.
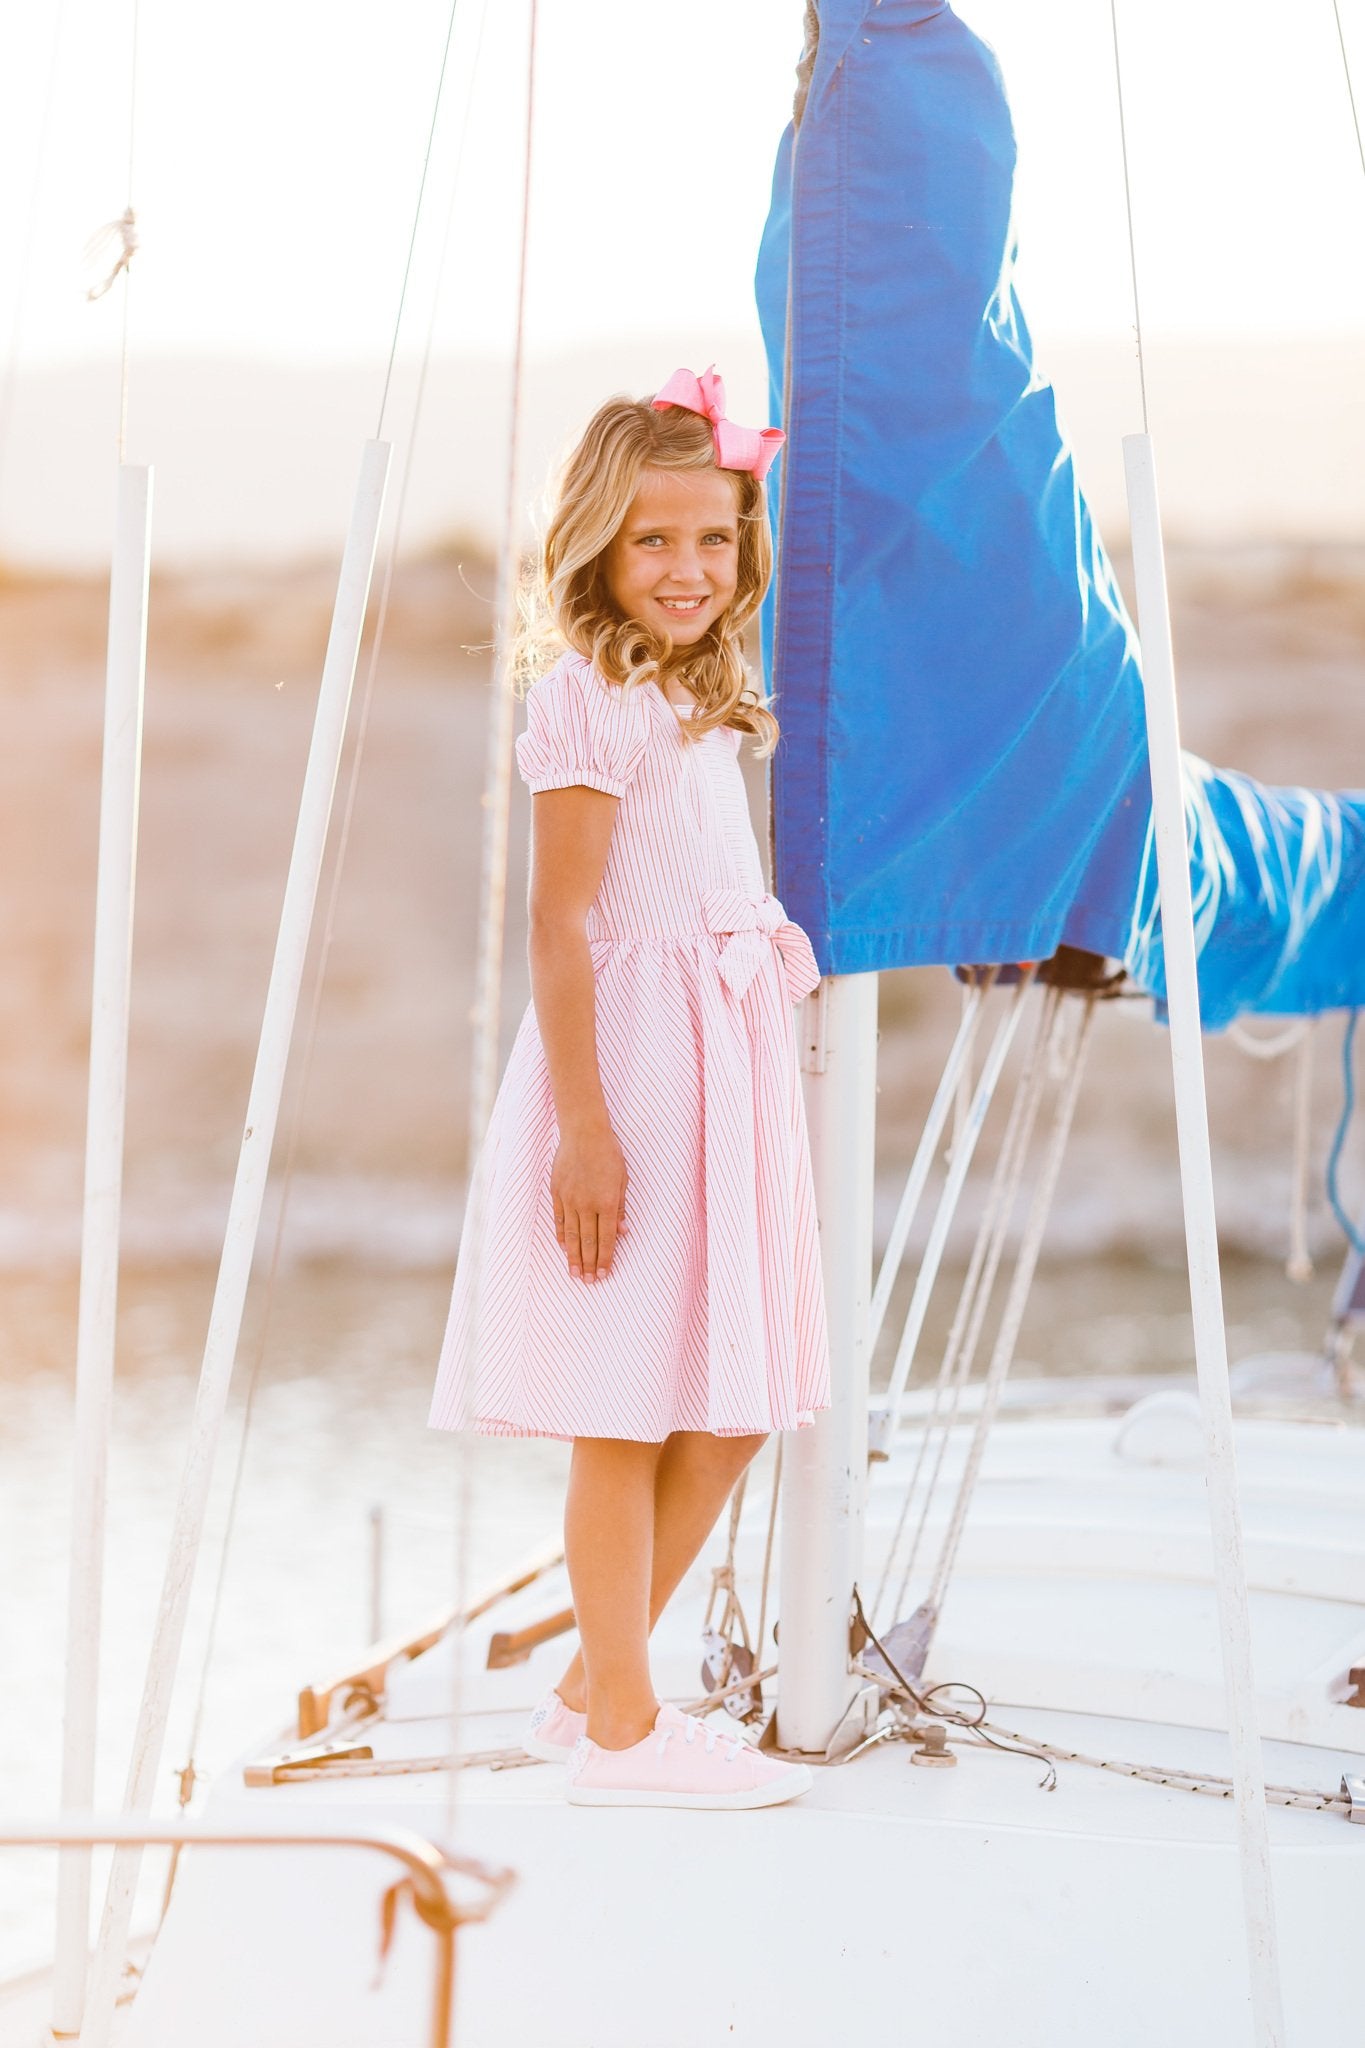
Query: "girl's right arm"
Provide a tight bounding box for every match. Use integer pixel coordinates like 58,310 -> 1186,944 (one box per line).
526,785 -> 628,1285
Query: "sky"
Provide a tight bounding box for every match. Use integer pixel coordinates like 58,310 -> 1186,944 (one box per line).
2,0 -> 1365,563
3,0 -> 1365,373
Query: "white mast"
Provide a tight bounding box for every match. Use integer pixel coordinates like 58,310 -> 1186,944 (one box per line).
776,973 -> 880,1753
51,463 -> 152,2038
78,440 -> 391,2048
768,13 -> 880,1758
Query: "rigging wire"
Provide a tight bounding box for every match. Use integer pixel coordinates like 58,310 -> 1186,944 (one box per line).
446,0 -> 540,1837
1106,0 -> 1150,433
171,0 -> 493,1825
1314,5 -> 1365,1265
467,0 -> 539,1156
1331,0 -> 1365,185
376,0 -> 464,443
117,0 -> 141,463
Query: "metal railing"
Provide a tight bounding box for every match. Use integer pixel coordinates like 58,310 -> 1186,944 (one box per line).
4,1815 -> 514,2048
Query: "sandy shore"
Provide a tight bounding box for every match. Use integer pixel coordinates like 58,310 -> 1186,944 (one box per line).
2,541 -> 1362,1273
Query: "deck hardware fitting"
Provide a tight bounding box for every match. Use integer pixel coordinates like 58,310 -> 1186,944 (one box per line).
485,1603 -> 576,1670
910,1724 -> 956,1768
297,1538 -> 563,1738
243,1740 -> 376,1789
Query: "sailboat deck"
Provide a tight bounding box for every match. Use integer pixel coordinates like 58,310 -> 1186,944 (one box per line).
112,1407 -> 1365,2048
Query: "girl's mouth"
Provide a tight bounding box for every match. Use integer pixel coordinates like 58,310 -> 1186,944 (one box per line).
656,596 -> 708,614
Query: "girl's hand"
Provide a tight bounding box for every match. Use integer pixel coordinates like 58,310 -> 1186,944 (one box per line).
551,1125 -> 628,1282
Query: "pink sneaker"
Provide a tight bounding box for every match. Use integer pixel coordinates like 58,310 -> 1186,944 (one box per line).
523,1688 -> 588,1761
565,1703 -> 814,1810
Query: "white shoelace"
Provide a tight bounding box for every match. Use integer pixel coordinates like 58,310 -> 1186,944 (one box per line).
656,1713 -> 744,1763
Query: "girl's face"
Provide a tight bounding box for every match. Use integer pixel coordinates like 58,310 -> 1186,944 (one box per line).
603,466 -> 740,650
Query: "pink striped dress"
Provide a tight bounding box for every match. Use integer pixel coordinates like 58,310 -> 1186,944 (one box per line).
427,651 -> 831,1442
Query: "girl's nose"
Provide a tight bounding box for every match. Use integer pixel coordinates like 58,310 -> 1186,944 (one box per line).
666,542 -> 705,583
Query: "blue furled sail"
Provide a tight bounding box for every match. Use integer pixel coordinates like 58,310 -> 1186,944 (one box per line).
754,0 -> 1151,977
1129,763 -> 1365,1030
754,0 -> 1365,1030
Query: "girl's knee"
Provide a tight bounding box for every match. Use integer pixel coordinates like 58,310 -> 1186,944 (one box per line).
715,1430 -> 768,1474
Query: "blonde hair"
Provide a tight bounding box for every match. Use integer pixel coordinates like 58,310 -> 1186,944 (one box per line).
514,388 -> 781,758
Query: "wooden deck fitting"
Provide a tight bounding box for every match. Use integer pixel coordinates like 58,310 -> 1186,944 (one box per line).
485,1604 -> 576,1670
296,1539 -> 564,1738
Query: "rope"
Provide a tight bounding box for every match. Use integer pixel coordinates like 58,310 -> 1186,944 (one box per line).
755,1436 -> 782,1672
874,976 -> 1032,1462
926,996 -> 1096,1617
881,987 -> 1058,1625
851,1597 -> 1349,1815
872,984 -> 1053,1627
1107,0 -> 1149,431
869,982 -> 986,1357
1288,1023 -> 1316,1281
699,1467 -> 766,1718
1326,1009 -> 1365,1255
82,208 -> 138,304
697,1433 -> 783,1725
1225,1018 -> 1319,1281
949,979 -> 975,1165
1226,1020 -> 1311,1062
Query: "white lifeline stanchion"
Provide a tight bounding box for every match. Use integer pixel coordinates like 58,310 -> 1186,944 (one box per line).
51,465 -> 152,2040
777,971 -> 879,1754
1123,431 -> 1285,2048
80,439 -> 391,2048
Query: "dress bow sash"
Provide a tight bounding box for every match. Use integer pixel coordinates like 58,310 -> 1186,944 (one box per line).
700,888 -> 822,1005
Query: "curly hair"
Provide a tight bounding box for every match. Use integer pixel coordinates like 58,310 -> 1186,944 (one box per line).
513,387 -> 780,758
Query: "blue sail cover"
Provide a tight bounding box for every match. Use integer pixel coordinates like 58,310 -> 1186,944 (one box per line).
1128,762 -> 1365,1030
754,0 -> 1151,975
753,0 -> 1365,1029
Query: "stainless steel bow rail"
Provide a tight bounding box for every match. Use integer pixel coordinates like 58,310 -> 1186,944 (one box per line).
2,1815 -> 515,2048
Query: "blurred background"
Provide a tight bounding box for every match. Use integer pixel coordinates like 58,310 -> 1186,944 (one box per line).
2,0 -> 1363,1981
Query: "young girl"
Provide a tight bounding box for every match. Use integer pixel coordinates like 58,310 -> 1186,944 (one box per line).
428,365 -> 831,1810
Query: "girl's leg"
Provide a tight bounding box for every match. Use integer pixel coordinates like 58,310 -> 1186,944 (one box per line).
557,1430 -> 767,1726
563,1436 -> 665,1749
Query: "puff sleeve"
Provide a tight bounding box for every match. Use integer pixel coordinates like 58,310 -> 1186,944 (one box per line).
514,657 -> 651,798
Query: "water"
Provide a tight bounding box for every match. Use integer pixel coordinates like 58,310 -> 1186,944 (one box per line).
0,1245 -> 1342,1982
1,1263 -> 567,1983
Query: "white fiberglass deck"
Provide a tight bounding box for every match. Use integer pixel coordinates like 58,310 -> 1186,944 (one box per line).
120,1409 -> 1365,2048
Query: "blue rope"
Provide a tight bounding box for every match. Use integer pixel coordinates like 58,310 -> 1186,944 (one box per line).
1326,1009 -> 1365,1258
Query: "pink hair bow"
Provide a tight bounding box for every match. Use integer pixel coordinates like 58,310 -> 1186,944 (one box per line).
652,365 -> 785,482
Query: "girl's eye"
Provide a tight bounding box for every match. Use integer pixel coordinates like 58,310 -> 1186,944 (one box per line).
702,532 -> 734,546
637,534 -> 665,546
